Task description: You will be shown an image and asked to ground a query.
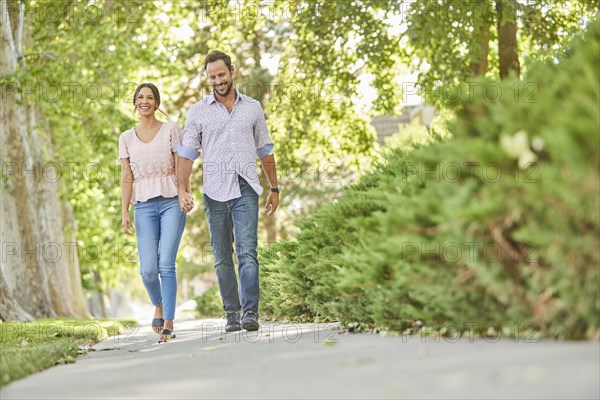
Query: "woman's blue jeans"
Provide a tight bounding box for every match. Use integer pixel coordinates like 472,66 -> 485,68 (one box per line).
134,196 -> 186,321
204,176 -> 260,315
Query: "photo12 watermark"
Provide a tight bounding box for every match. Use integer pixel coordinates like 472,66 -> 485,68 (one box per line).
400,161 -> 540,184
400,240 -> 538,265
402,81 -> 539,105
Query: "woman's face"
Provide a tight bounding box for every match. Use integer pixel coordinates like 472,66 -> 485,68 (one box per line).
135,87 -> 157,117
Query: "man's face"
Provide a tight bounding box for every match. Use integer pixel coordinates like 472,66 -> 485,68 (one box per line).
206,60 -> 234,98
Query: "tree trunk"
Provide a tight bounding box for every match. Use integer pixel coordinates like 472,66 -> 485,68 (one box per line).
1,0 -> 54,319
60,184 -> 92,318
0,0 -> 89,320
496,0 -> 521,78
0,269 -> 34,322
87,271 -> 107,318
469,1 -> 491,77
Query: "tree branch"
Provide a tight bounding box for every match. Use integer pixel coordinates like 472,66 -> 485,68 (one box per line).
23,51 -> 58,60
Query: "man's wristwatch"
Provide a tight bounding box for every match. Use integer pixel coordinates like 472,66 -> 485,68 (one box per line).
270,187 -> 280,193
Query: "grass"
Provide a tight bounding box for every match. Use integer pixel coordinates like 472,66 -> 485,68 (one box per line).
0,318 -> 137,387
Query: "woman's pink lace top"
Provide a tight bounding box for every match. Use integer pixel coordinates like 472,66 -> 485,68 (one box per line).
118,122 -> 182,205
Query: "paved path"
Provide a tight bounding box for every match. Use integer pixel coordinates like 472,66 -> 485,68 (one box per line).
1,319 -> 598,399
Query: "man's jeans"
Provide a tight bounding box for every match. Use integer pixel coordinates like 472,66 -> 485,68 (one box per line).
134,196 -> 186,321
204,176 -> 260,314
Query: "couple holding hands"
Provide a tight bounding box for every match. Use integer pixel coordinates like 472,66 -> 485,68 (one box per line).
118,51 -> 279,343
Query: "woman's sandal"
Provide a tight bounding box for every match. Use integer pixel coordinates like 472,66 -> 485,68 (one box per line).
158,329 -> 176,343
152,318 -> 164,333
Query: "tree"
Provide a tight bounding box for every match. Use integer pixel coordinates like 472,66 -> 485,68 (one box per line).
1,0 -> 88,320
403,0 -> 599,99
1,0 -> 175,320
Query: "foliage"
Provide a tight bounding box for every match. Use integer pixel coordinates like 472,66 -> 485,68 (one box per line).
259,19 -> 600,339
267,1 -> 404,170
0,318 -> 136,386
20,0 -> 176,291
403,0 -> 599,103
194,286 -> 223,318
382,118 -> 448,152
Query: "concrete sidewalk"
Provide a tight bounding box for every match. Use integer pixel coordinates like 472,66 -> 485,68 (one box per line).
1,319 -> 598,399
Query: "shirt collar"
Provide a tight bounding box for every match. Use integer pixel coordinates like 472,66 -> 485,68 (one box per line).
208,89 -> 242,104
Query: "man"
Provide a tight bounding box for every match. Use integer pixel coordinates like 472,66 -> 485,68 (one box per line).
177,50 -> 279,332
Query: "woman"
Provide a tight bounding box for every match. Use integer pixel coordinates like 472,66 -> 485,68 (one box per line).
118,83 -> 191,343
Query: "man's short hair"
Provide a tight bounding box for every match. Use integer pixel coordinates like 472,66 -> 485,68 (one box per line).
204,51 -> 233,71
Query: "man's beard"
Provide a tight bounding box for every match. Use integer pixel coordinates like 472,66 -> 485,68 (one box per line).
214,81 -> 233,98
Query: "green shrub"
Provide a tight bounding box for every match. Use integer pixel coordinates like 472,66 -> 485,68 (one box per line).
260,19 -> 600,339
194,286 -> 223,318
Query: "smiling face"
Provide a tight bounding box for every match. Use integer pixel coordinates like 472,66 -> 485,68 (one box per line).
206,59 -> 235,98
135,87 -> 157,117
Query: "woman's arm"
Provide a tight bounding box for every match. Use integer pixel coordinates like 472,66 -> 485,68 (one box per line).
120,158 -> 134,235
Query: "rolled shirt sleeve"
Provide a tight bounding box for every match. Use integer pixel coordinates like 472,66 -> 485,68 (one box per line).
177,144 -> 200,161
256,143 -> 274,158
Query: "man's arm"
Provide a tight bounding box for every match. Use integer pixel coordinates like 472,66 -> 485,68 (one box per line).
260,153 -> 279,216
253,101 -> 278,215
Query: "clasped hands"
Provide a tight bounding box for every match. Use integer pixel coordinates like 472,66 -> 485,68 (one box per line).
179,191 -> 195,213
